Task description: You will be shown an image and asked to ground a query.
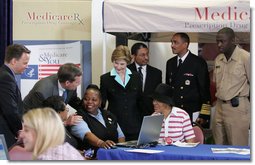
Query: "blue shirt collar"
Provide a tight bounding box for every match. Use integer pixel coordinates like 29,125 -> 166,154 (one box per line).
110,68 -> 131,87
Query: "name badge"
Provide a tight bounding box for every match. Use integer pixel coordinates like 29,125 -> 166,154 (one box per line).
108,117 -> 113,124
165,137 -> 173,145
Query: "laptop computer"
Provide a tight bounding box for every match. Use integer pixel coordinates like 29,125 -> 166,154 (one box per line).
116,114 -> 164,148
0,134 -> 9,160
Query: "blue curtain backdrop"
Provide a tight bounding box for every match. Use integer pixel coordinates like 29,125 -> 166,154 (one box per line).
0,0 -> 13,65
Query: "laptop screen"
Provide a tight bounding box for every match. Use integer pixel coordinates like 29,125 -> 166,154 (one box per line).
116,114 -> 164,148
0,134 -> 9,160
137,114 -> 164,146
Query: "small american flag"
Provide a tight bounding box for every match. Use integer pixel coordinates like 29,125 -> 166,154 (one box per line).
38,64 -> 61,79
38,64 -> 80,79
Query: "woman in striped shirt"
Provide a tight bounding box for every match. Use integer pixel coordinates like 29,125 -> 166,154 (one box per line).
151,83 -> 195,144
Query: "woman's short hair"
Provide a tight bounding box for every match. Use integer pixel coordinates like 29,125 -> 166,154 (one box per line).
111,45 -> 131,64
42,96 -> 66,113
22,108 -> 65,159
85,84 -> 102,99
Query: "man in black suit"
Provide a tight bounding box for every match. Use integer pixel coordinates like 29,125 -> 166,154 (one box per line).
128,43 -> 162,116
0,44 -> 31,148
166,33 -> 211,128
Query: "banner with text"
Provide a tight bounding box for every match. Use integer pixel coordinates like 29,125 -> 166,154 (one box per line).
104,0 -> 250,32
20,42 -> 82,99
13,0 -> 91,96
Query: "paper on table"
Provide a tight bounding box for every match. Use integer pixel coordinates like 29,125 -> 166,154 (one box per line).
211,148 -> 250,155
172,141 -> 200,147
124,149 -> 164,154
192,111 -> 199,122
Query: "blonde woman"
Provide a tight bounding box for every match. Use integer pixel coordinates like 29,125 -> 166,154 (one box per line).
100,45 -> 143,141
20,108 -> 84,160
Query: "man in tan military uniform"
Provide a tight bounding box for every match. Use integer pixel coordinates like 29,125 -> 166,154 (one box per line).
212,27 -> 250,146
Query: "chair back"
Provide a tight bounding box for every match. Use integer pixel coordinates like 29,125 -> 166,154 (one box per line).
192,122 -> 204,144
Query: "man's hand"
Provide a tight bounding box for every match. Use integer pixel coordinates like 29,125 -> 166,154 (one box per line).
64,114 -> 83,126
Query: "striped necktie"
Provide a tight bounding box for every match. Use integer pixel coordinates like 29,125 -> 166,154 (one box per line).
62,90 -> 67,102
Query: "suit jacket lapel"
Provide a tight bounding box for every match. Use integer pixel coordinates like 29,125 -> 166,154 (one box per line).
172,53 -> 191,84
3,65 -> 23,112
52,75 -> 60,96
130,63 -> 137,72
124,74 -> 132,89
144,65 -> 150,91
3,65 -> 20,96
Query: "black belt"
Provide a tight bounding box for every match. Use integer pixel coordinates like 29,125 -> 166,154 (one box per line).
221,96 -> 247,103
221,100 -> 230,104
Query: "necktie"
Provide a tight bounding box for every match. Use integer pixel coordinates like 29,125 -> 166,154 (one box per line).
62,90 -> 67,102
138,66 -> 143,88
178,59 -> 183,68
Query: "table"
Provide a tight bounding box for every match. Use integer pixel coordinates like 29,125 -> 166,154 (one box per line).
0,135 -> 8,160
0,144 -> 8,160
97,144 -> 250,160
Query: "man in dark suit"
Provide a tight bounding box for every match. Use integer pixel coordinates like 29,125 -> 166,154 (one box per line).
128,43 -> 162,116
166,33 -> 211,128
23,63 -> 82,112
0,44 -> 31,148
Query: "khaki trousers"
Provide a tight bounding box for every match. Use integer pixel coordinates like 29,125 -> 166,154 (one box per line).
212,97 -> 250,146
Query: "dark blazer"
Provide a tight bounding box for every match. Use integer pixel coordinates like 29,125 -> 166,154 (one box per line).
23,74 -> 80,112
165,52 -> 211,120
100,71 -> 142,141
128,63 -> 162,116
76,108 -> 118,150
0,65 -> 23,148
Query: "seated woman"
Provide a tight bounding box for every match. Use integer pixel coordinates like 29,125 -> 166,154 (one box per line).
19,108 -> 84,160
42,95 -> 82,149
71,84 -> 125,158
151,83 -> 195,144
